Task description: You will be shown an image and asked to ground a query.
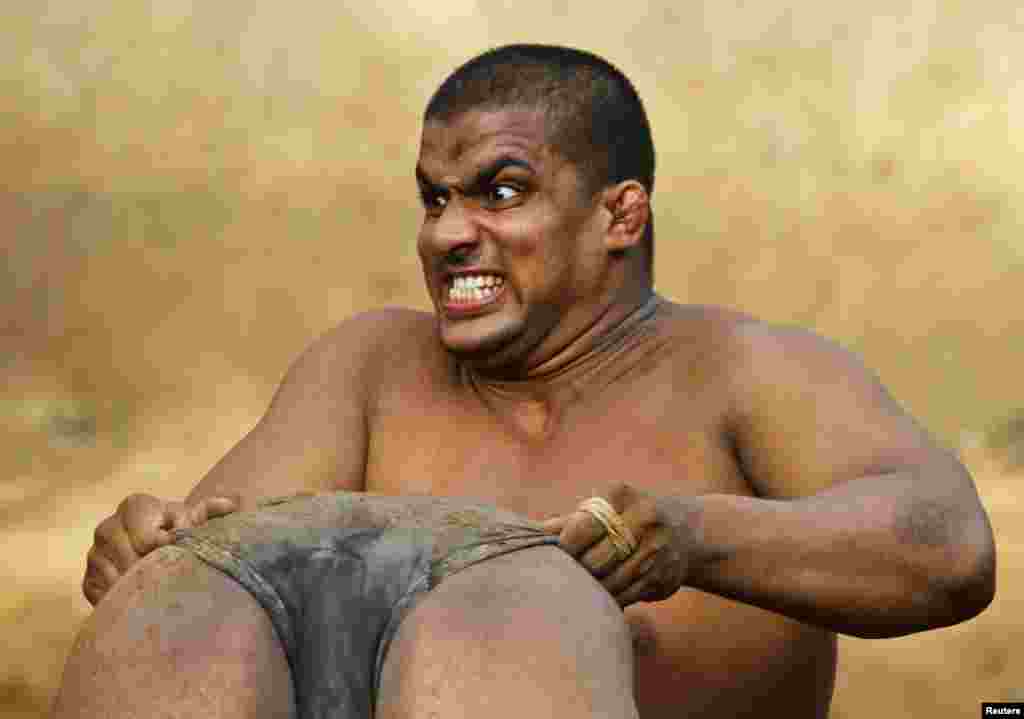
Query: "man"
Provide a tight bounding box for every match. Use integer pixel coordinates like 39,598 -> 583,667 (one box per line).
72,44 -> 995,718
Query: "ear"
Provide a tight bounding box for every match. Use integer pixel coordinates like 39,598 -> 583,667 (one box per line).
603,181 -> 650,253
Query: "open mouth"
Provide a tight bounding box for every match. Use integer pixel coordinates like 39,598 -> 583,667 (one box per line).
443,273 -> 505,308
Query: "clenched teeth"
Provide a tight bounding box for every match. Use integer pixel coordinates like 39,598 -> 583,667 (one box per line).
447,274 -> 504,302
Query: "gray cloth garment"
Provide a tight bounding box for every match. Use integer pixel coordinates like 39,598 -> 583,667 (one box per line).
173,491 -> 562,719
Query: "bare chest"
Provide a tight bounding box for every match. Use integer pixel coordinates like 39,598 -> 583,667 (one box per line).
364,363 -> 749,518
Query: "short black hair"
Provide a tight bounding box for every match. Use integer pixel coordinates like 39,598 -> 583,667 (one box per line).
425,44 -> 656,277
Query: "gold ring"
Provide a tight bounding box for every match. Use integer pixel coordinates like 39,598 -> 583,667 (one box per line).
577,497 -> 638,560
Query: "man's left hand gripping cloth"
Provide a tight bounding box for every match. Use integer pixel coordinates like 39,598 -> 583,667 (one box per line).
171,491 -> 562,719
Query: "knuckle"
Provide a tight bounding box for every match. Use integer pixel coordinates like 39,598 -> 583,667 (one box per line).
82,570 -> 106,597
94,516 -> 117,543
571,515 -> 599,542
135,524 -> 159,545
607,482 -> 631,504
118,493 -> 147,513
209,496 -> 237,515
168,502 -> 192,527
637,553 -> 658,574
127,526 -> 156,554
634,502 -> 659,528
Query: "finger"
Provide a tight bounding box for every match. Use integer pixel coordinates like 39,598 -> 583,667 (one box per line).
602,549 -> 658,595
119,495 -> 173,555
202,495 -> 239,518
188,496 -> 238,526
94,518 -> 141,573
117,493 -> 164,522
615,576 -> 655,608
579,538 -> 625,579
558,510 -> 608,557
83,547 -> 122,605
162,501 -> 192,530
82,573 -> 104,606
538,515 -> 570,534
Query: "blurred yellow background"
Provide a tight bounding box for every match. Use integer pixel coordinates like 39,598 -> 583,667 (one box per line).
2,1 -> 1021,716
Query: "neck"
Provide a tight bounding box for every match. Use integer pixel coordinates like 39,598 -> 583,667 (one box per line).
458,286 -> 664,410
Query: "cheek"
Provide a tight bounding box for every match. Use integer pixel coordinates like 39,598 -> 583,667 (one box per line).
416,225 -> 430,258
501,229 -> 568,290
491,209 -> 565,262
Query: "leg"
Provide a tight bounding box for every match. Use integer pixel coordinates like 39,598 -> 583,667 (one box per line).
52,546 -> 295,719
376,546 -> 639,719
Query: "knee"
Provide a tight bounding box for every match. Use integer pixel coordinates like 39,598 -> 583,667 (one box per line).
422,546 -> 630,644
54,547 -> 295,719
377,546 -> 637,718
79,547 -> 239,655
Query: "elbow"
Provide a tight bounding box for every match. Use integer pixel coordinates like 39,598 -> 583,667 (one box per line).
859,531 -> 995,639
893,487 -> 997,630
949,528 -> 997,623
933,517 -> 997,627
839,509 -> 995,639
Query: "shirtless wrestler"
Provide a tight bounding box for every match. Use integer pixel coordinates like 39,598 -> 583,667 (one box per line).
68,45 -> 995,719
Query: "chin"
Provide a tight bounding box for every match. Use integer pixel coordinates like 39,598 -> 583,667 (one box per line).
437,314 -> 523,362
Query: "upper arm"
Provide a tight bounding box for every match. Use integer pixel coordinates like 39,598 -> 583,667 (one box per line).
187,309 -> 414,507
725,323 -> 959,499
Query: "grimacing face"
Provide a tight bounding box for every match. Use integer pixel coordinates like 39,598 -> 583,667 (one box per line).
415,108 -> 615,370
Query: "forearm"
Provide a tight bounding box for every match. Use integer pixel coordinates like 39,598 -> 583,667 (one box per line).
685,472 -> 996,638
185,452 -> 323,510
185,423 -> 360,510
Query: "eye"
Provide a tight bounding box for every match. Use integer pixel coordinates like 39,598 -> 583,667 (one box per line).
488,184 -> 521,204
420,190 -> 448,214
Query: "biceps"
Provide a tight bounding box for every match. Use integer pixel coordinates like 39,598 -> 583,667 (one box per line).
730,333 -> 940,498
188,396 -> 367,507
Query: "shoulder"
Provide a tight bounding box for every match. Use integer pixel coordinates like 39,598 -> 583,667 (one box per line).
652,302 -> 760,385
658,301 -> 893,427
658,301 -> 851,358
674,306 -> 889,425
316,306 -> 437,356
722,315 -> 879,398
282,306 -> 438,396
657,301 -> 866,374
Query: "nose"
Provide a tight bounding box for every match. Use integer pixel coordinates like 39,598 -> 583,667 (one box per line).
420,197 -> 480,264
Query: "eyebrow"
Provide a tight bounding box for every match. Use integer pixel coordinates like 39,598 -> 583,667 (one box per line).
415,156 -> 535,196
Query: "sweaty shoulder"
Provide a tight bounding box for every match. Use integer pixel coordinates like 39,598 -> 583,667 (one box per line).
312,306 -> 440,393
651,301 -> 758,384
654,300 -> 864,393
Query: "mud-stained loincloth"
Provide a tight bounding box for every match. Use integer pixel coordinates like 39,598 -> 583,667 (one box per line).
171,491 -> 561,719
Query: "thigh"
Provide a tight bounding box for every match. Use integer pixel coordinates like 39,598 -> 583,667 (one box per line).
53,545 -> 296,719
376,546 -> 639,719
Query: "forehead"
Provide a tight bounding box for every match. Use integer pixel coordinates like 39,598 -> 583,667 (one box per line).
417,108 -> 560,175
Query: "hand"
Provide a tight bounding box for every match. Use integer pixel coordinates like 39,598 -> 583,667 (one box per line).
82,493 -> 238,605
540,483 -> 696,607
